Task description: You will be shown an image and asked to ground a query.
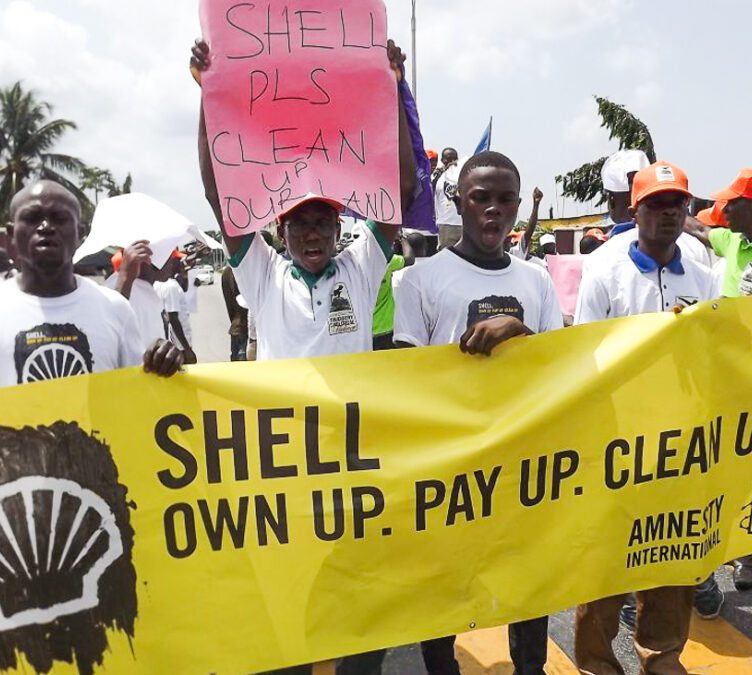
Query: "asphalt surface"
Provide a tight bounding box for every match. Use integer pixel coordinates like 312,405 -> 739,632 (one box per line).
190,275 -> 752,674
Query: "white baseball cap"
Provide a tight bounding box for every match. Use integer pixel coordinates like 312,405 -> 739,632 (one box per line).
601,150 -> 650,193
540,233 -> 556,247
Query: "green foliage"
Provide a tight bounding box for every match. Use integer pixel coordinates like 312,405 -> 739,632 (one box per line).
555,96 -> 657,206
0,81 -> 91,222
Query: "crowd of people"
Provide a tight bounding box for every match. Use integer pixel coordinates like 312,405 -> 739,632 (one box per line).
0,27 -> 750,675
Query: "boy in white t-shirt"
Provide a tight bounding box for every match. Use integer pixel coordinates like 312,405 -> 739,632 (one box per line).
0,181 -> 184,388
394,151 -> 562,675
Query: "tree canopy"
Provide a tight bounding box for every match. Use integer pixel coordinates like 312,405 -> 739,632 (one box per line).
555,96 -> 657,206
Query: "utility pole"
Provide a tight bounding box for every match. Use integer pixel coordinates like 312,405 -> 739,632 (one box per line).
411,0 -> 417,101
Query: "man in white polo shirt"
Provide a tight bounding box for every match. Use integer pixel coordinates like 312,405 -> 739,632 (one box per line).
574,162 -> 717,675
394,151 -> 562,675
193,36 -> 417,675
192,39 -> 416,363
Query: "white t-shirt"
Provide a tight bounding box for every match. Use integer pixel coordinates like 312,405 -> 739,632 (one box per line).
0,276 -> 143,388
575,244 -> 717,324
434,163 -> 463,227
585,228 -> 710,274
127,279 -> 166,348
231,221 -> 390,361
393,250 -> 564,347
158,279 -> 192,348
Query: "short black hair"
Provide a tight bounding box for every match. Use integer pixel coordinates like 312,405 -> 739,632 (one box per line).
458,151 -> 521,191
441,147 -> 458,156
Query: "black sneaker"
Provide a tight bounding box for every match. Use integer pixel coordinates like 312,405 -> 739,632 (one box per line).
734,561 -> 752,592
694,578 -> 724,620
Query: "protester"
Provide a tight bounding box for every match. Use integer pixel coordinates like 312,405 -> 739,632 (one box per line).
111,242 -> 175,347
394,150 -> 562,675
509,188 -> 544,260
574,162 -> 718,673
193,35 -> 416,675
221,266 -> 248,362
586,150 -> 710,270
433,148 -> 464,249
0,181 -> 183,387
579,228 -> 607,254
157,256 -> 197,364
539,233 -> 557,257
685,169 -> 752,298
426,149 -> 439,174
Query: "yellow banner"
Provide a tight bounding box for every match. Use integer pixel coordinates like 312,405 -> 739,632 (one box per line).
1,298 -> 752,673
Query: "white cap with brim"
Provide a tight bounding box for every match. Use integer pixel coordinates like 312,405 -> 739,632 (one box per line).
601,150 -> 651,193
276,193 -> 345,224
540,233 -> 556,246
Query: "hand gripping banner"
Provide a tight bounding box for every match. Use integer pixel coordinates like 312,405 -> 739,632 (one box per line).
0,298 -> 751,673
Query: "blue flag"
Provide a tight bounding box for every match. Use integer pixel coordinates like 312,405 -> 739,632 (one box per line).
474,117 -> 493,155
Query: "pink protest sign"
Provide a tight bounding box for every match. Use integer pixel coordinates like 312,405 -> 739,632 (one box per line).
546,254 -> 585,316
199,0 -> 401,235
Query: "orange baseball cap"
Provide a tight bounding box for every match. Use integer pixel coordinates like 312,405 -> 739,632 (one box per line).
276,193 -> 345,224
584,228 -> 608,242
426,149 -> 438,160
711,169 -> 752,202
631,161 -> 692,208
697,201 -> 728,227
508,230 -> 524,243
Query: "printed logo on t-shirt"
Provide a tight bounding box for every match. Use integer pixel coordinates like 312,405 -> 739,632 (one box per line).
675,296 -> 699,308
328,283 -> 358,336
14,323 -> 94,385
467,296 -> 525,329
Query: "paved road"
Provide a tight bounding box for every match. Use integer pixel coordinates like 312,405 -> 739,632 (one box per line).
189,276 -> 752,673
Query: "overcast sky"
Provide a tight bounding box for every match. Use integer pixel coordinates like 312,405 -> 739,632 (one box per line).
2,0 -> 750,228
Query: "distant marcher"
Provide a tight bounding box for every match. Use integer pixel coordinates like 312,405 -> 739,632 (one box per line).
158,257 -> 197,364
221,266 -> 248,361
433,147 -> 463,249
111,242 -> 174,347
539,233 -> 557,257
579,228 -> 607,254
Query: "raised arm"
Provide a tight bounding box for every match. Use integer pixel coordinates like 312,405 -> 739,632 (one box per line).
522,188 -> 544,252
192,40 -> 248,257
377,40 -> 418,244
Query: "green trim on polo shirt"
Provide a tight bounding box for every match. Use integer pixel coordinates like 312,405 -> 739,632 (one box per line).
366,220 -> 394,261
228,234 -> 253,268
291,260 -> 337,291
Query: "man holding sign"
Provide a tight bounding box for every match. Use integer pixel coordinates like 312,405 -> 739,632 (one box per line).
194,1 -> 417,363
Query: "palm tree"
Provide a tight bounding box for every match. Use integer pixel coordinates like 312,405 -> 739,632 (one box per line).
0,81 -> 91,221
555,96 -> 657,206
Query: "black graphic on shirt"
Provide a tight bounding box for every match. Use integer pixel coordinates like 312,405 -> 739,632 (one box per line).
0,422 -> 136,675
675,296 -> 699,308
467,295 -> 525,329
328,283 -> 358,336
14,324 -> 94,385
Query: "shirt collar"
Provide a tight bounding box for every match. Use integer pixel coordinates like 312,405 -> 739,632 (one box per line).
290,259 -> 337,290
609,220 -> 636,238
628,240 -> 684,275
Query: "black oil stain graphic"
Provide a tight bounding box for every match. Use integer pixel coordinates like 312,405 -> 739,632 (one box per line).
0,422 -> 136,674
